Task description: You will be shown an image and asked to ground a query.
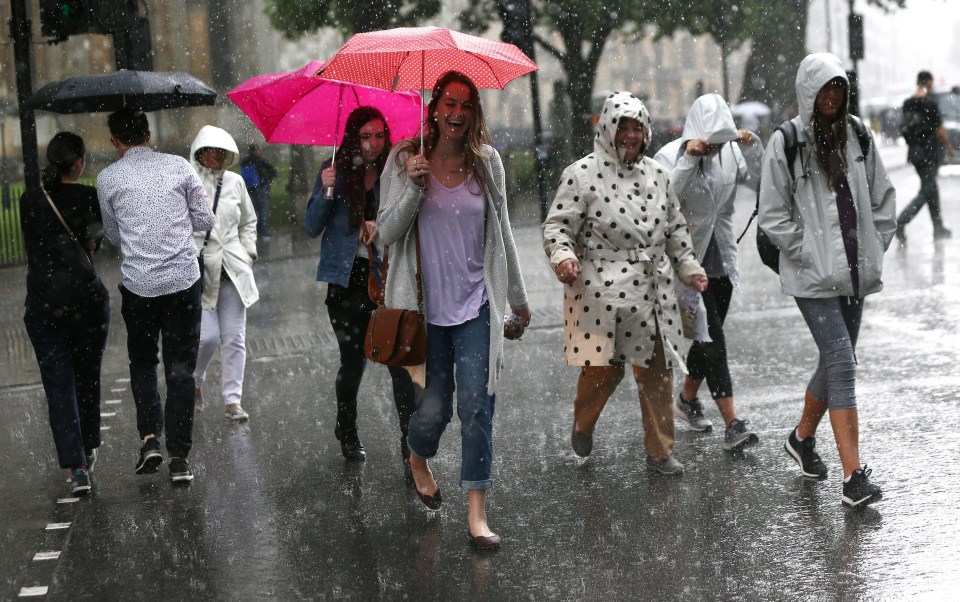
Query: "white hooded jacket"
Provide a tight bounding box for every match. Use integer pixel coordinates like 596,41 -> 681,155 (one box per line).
758,53 -> 896,298
655,94 -> 762,286
189,125 -> 260,309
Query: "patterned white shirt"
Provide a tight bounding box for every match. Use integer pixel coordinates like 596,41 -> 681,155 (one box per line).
97,146 -> 215,297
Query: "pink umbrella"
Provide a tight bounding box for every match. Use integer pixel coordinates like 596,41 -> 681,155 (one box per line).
319,27 -> 538,147
226,60 -> 425,146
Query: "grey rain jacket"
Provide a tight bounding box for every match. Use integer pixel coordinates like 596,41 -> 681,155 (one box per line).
189,125 -> 260,310
757,53 -> 896,298
655,94 -> 762,286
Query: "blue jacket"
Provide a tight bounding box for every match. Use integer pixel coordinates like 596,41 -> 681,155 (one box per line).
304,160 -> 383,287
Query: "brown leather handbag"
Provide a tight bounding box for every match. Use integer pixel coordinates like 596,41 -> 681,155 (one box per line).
364,224 -> 426,366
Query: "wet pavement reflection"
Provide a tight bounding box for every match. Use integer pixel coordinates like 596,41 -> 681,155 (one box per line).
2,160 -> 959,599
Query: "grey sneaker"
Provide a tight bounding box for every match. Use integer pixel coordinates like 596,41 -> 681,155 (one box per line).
85,448 -> 98,474
70,468 -> 91,495
194,387 -> 204,413
723,418 -> 760,452
224,406 -> 250,422
674,394 -> 712,432
169,457 -> 194,483
646,455 -> 684,476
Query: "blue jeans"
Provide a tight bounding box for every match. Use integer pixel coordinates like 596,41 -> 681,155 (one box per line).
249,186 -> 271,236
407,303 -> 495,490
24,301 -> 110,468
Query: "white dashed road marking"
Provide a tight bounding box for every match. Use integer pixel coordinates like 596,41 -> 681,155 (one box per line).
32,552 -> 61,561
44,523 -> 70,530
19,586 -> 49,597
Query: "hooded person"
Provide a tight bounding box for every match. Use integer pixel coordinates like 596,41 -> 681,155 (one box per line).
758,53 -> 896,509
542,91 -> 708,475
654,93 -> 763,452
188,125 -> 260,422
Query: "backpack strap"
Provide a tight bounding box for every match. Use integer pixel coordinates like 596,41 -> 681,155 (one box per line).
737,120 -> 801,244
848,114 -> 872,159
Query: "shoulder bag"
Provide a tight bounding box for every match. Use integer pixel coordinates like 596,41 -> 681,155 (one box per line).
364,220 -> 427,366
198,178 -> 223,291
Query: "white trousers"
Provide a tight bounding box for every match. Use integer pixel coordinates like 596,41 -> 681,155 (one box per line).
194,278 -> 247,406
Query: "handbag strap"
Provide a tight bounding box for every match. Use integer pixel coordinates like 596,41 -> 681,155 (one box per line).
370,217 -> 423,314
200,178 -> 224,256
41,186 -> 92,267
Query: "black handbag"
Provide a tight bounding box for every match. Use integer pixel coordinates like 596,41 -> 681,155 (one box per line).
198,178 -> 223,290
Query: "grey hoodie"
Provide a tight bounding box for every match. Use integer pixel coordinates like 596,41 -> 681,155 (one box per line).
655,94 -> 762,285
758,53 -> 896,298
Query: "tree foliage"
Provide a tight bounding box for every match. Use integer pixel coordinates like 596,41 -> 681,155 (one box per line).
264,0 -> 440,37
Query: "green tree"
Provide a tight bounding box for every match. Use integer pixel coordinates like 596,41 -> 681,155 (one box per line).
265,0 -> 440,36
461,1 -> 653,156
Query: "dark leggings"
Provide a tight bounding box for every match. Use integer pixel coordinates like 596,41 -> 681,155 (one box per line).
795,296 -> 862,410
325,256 -> 415,438
686,276 -> 734,399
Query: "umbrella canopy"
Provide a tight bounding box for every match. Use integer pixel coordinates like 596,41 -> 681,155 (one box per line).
226,60 -> 425,146
319,26 -> 538,92
24,70 -> 216,114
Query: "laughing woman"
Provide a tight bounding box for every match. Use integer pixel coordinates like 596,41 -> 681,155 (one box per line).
378,71 -> 530,550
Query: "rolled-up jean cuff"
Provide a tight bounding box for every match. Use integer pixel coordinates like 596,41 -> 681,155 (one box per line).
461,479 -> 492,490
406,440 -> 437,461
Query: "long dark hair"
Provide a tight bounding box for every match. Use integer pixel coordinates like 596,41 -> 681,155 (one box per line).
812,81 -> 849,191
41,132 -> 85,192
397,71 -> 491,192
336,106 -> 391,229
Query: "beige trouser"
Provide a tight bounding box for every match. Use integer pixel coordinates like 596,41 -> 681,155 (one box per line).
573,338 -> 675,460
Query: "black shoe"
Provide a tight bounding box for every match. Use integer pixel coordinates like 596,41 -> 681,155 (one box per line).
842,465 -> 882,509
934,226 -> 952,240
571,426 -> 593,458
135,438 -> 163,474
169,457 -> 194,483
895,224 -> 907,245
784,428 -> 828,479
334,425 -> 366,461
468,531 -> 502,550
70,468 -> 91,495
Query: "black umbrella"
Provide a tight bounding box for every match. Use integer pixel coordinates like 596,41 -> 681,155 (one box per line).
24,70 -> 217,114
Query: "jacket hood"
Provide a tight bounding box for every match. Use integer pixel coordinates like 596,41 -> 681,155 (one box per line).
189,125 -> 240,173
594,91 -> 652,164
795,53 -> 848,128
681,94 -> 739,144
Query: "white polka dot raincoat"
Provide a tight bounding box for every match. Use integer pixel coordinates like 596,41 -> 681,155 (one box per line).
542,92 -> 706,370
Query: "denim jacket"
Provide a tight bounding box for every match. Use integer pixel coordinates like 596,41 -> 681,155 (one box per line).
304,160 -> 382,287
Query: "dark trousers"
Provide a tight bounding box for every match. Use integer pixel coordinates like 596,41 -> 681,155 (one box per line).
897,163 -> 944,230
249,186 -> 271,236
685,276 -> 734,400
119,279 -> 202,458
24,301 -> 110,468
325,257 -> 415,440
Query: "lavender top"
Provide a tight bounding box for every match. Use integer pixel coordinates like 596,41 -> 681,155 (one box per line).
417,174 -> 488,326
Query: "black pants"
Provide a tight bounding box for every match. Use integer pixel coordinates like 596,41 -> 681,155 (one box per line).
24,301 -> 110,468
685,276 -> 734,400
119,279 -> 202,458
325,257 -> 415,440
897,163 -> 944,229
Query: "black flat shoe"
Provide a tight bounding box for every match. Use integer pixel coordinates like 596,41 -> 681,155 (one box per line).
415,482 -> 442,510
468,532 -> 501,550
571,426 -> 593,458
334,426 -> 366,461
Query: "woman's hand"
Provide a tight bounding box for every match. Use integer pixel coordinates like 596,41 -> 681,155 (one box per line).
554,258 -> 581,284
406,154 -> 430,188
685,139 -> 709,156
321,166 -> 336,190
689,274 -> 709,293
359,220 -> 378,245
512,307 -> 532,328
737,129 -> 754,145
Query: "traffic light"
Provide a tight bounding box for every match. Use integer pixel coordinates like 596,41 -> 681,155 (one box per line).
848,14 -> 864,61
40,0 -> 94,40
500,0 -> 534,57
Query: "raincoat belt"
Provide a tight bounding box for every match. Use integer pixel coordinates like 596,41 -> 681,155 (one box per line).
584,243 -> 663,265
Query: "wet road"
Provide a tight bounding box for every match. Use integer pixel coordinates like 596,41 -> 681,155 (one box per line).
2,147 -> 959,599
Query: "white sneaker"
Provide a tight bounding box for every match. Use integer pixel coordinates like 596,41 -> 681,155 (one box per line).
224,406 -> 249,422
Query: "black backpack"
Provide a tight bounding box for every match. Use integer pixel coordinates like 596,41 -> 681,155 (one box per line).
739,116 -> 871,274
